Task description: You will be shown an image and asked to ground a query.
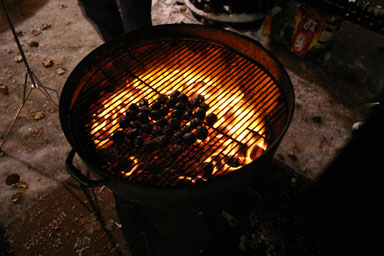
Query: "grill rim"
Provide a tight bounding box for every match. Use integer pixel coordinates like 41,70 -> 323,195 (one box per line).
60,24 -> 294,207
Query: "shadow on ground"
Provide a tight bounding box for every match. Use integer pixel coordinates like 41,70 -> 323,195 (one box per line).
0,0 -> 49,33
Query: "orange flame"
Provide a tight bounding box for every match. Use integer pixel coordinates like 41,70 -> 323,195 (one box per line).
89,63 -> 281,183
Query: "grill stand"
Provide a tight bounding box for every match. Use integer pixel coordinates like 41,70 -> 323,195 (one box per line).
113,193 -> 240,256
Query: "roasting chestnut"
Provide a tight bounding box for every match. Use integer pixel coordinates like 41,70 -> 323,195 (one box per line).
139,105 -> 150,114
125,109 -> 137,121
152,125 -> 163,137
156,118 -> 167,127
157,135 -> 169,148
159,106 -> 168,117
119,115 -> 130,128
180,125 -> 191,135
144,139 -> 157,152
157,94 -> 168,104
194,108 -> 206,120
137,112 -> 149,123
175,102 -> 186,111
206,113 -> 217,126
168,118 -> 180,130
151,101 -> 162,110
141,123 -> 153,134
139,98 -> 149,107
166,97 -> 177,108
126,128 -> 139,140
183,132 -> 196,145
170,90 -> 181,98
189,98 -> 199,108
134,135 -> 144,147
171,133 -> 182,144
149,110 -> 161,120
163,125 -> 173,137
192,94 -> 204,105
170,144 -> 182,156
130,121 -> 142,129
176,93 -> 188,103
128,103 -> 139,112
190,118 -> 202,129
196,125 -> 208,140
171,109 -> 182,119
199,102 -> 209,111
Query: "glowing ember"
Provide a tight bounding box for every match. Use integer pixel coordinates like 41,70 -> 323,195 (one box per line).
88,59 -> 282,184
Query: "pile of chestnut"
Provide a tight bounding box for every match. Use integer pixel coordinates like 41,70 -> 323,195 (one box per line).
112,90 -> 217,156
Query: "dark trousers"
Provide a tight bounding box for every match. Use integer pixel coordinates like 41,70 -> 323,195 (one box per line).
78,0 -> 152,41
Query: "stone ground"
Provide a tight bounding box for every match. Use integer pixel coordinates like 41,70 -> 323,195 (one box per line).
0,0 -> 383,255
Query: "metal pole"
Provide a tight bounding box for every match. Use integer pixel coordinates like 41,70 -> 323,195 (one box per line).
0,0 -> 58,153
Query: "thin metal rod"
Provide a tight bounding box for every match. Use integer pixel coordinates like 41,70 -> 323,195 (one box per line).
0,0 -> 59,153
0,87 -> 33,152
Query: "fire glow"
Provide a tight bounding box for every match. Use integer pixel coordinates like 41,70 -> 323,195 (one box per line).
89,60 -> 282,185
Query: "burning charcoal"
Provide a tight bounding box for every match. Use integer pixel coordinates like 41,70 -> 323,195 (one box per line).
176,93 -> 188,103
168,118 -> 180,130
149,110 -> 161,120
137,112 -> 149,123
183,132 -> 196,145
157,135 -> 169,148
152,126 -> 163,137
6,174 -> 20,186
163,126 -> 173,137
194,108 -> 206,120
206,113 -> 217,126
134,136 -> 144,147
144,139 -> 157,153
156,118 -> 167,127
141,123 -> 153,134
170,90 -> 181,98
157,94 -> 168,104
180,125 -> 192,135
175,102 -> 186,111
199,102 -> 210,111
126,128 -> 139,140
196,126 -> 208,140
112,131 -> 126,144
166,97 -> 177,108
171,133 -> 182,144
170,144 -> 183,156
159,106 -> 168,117
128,103 -> 139,112
171,109 -> 182,119
190,118 -> 202,129
139,98 -> 149,107
151,101 -> 162,110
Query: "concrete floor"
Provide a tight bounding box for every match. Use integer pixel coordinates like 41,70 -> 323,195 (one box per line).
0,0 -> 383,254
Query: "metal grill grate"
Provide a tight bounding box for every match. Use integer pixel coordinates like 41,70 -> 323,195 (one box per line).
69,39 -> 287,187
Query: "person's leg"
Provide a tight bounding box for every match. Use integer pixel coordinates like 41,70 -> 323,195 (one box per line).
78,0 -> 123,41
118,0 -> 152,33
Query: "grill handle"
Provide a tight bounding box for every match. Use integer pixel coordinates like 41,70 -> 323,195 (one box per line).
66,149 -> 110,187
